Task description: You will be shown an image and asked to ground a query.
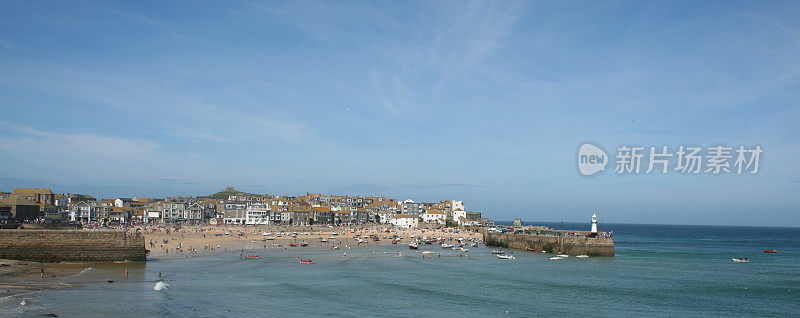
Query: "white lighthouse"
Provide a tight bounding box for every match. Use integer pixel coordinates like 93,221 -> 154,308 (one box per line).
590,213 -> 598,234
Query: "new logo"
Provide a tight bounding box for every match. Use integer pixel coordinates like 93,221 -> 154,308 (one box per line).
578,143 -> 608,176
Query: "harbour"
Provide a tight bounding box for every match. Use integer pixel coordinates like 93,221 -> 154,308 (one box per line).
3,223 -> 799,317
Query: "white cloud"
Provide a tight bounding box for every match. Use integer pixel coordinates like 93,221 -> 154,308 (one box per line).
0,63 -> 315,143
0,124 -> 171,183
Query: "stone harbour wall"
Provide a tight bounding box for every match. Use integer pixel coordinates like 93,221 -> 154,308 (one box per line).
0,229 -> 146,262
484,231 -> 614,256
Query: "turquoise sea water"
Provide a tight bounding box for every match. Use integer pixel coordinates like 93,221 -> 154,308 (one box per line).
5,223 -> 800,317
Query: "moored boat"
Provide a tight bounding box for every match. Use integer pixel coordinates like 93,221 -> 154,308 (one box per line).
299,259 -> 315,264
576,255 -> 589,258
497,254 -> 515,260
490,250 -> 505,254
245,254 -> 260,259
764,249 -> 778,253
409,242 -> 419,249
732,258 -> 750,263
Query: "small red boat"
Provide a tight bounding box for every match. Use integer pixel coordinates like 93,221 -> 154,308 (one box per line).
289,243 -> 299,247
245,254 -> 260,259
299,259 -> 315,264
764,249 -> 778,253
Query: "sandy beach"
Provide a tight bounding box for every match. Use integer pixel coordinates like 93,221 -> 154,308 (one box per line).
134,225 -> 484,259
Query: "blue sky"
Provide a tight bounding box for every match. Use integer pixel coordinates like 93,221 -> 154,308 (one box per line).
1,1 -> 798,226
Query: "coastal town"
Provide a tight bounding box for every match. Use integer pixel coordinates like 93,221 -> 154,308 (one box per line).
0,187 -> 492,229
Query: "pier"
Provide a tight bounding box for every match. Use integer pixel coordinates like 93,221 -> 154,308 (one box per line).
0,229 -> 146,262
482,227 -> 615,256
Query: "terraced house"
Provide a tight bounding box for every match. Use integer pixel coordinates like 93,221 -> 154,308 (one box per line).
30,186 -> 477,228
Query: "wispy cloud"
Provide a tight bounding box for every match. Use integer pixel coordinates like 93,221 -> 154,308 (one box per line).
0,123 -> 168,182
0,64 -> 314,143
369,1 -> 527,116
0,123 -> 159,159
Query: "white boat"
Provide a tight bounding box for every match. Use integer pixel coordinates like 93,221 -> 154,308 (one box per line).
409,242 -> 419,250
457,248 -> 469,252
732,258 -> 750,263
576,255 -> 589,258
549,256 -> 563,260
263,236 -> 276,240
556,254 -> 569,258
262,232 -> 272,236
421,251 -> 435,255
490,250 -> 505,254
497,254 -> 516,260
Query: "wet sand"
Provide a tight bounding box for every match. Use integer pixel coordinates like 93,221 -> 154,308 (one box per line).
1,225 -> 482,300
0,260 -> 89,299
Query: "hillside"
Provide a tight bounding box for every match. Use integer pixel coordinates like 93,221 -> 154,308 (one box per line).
209,187 -> 258,199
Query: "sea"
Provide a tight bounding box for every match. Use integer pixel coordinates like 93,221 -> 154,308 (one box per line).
3,223 -> 799,317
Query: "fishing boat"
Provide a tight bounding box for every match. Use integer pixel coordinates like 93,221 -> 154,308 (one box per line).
457,247 -> 469,252
289,243 -> 299,247
497,254 -> 515,260
525,247 -> 536,252
299,259 -> 315,264
320,238 -> 328,243
732,258 -> 750,263
245,254 -> 260,259
764,249 -> 778,253
263,236 -> 276,240
555,254 -> 569,258
441,243 -> 454,249
300,242 -> 309,247
471,243 -> 478,247
409,242 -> 419,249
490,250 -> 505,254
421,250 -> 435,255
576,255 -> 589,258
548,256 -> 563,260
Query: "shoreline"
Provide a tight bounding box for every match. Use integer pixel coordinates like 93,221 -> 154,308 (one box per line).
1,225 -> 482,300
0,260 -> 89,301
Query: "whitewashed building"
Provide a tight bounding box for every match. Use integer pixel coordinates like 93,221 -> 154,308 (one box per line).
390,214 -> 419,229
422,210 -> 446,225
245,203 -> 270,225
